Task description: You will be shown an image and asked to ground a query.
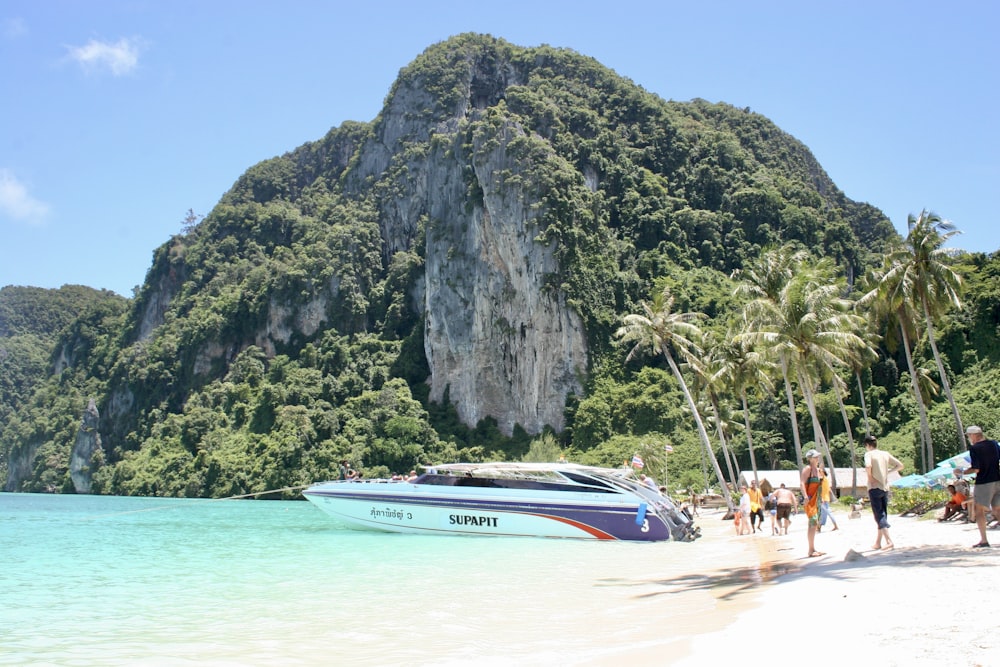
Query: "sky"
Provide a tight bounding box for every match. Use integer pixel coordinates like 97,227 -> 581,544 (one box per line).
2,1 -> 997,297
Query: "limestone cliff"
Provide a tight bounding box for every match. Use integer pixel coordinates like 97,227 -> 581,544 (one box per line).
348,44 -> 587,435
69,398 -> 102,493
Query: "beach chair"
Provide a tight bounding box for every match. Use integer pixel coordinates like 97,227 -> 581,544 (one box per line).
899,500 -> 945,518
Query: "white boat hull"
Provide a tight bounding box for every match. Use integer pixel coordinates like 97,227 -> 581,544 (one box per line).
303,479 -> 681,541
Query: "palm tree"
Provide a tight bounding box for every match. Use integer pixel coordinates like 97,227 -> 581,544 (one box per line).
615,288 -> 734,510
830,373 -> 860,496
859,263 -> 935,471
719,326 -> 775,484
836,317 -> 880,495
735,244 -> 810,467
741,257 -> 865,485
846,323 -> 881,439
883,210 -> 965,454
694,332 -> 742,491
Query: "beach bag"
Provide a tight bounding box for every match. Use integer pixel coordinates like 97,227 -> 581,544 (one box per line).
764,496 -> 775,510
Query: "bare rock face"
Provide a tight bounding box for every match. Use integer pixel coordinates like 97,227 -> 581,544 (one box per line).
69,398 -> 102,493
423,121 -> 588,435
362,49 -> 588,436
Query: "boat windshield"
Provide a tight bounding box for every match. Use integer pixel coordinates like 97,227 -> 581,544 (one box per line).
412,465 -> 623,494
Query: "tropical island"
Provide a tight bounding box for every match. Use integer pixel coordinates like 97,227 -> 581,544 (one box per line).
2,34 -> 998,502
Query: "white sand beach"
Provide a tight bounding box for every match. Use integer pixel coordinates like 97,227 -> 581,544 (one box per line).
662,506 -> 1000,667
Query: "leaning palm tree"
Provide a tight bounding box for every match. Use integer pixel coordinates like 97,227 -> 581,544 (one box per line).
883,210 -> 965,453
693,331 -> 743,491
859,262 -> 935,471
719,325 -> 775,484
615,288 -> 734,510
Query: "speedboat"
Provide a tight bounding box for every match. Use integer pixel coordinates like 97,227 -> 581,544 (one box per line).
302,462 -> 699,541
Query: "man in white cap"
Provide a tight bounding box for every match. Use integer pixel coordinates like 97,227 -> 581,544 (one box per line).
959,425 -> 1000,548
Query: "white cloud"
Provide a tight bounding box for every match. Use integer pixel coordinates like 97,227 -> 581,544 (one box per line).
0,169 -> 50,224
67,38 -> 140,76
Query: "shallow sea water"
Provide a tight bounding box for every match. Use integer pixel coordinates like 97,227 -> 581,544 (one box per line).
0,493 -> 758,666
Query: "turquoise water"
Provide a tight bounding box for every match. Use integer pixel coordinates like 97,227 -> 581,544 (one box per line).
1,493 -> 737,666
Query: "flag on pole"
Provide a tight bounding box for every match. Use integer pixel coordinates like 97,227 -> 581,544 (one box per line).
631,454 -> 644,469
664,445 -> 674,453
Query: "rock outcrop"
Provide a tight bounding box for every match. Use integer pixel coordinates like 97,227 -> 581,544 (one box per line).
352,45 -> 587,435
69,398 -> 102,493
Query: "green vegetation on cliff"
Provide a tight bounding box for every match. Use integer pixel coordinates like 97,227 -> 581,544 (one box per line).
2,35 -> 996,497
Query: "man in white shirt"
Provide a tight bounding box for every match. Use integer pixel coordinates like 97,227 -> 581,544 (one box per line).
863,435 -> 903,550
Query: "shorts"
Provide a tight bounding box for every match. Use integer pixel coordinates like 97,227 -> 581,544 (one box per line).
973,480 -> 1000,508
776,503 -> 792,521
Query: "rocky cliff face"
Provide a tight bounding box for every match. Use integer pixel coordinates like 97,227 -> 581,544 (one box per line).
348,47 -> 587,435
69,398 -> 102,493
421,120 -> 588,435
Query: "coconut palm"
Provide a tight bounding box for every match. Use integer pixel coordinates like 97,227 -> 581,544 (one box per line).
717,326 -> 775,483
858,262 -> 934,471
846,323 -> 881,439
882,210 -> 965,452
693,331 -> 742,491
741,257 -> 865,484
837,318 -> 880,495
615,288 -> 734,510
735,244 -> 811,467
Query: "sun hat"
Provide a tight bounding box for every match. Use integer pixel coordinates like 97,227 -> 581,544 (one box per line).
805,448 -> 821,459
965,425 -> 983,435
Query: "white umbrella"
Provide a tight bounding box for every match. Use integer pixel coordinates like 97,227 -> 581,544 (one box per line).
937,452 -> 971,469
923,467 -> 955,488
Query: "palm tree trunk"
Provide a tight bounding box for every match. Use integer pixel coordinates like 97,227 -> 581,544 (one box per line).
835,378 -> 858,497
699,439 -> 710,494
741,389 -> 759,483
664,350 -> 734,510
922,296 -> 965,456
856,371 -> 872,438
798,367 -> 839,492
781,354 -> 804,468
900,321 -> 933,471
711,397 -> 739,490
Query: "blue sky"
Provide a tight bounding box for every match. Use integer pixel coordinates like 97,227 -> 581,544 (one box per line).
2,1 -> 997,297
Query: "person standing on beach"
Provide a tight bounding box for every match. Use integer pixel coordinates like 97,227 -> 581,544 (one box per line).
774,483 -> 797,535
959,425 -> 1000,548
818,468 -> 839,532
801,449 -> 826,557
863,435 -> 903,550
737,485 -> 752,535
747,480 -> 764,532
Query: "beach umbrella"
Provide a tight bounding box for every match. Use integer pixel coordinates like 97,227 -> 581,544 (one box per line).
920,469 -> 950,490
925,466 -> 956,481
891,474 -> 931,489
936,452 -> 971,470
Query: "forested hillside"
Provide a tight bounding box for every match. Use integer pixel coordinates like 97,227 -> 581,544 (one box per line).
2,34 -> 996,498
0,285 -> 126,426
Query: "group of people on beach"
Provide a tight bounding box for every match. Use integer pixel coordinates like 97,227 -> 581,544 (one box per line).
733,424 -> 1000,556
734,477 -> 831,539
